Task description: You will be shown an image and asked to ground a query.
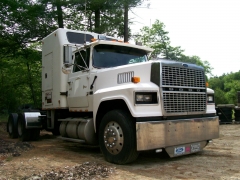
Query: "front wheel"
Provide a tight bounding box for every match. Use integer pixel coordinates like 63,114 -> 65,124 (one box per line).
99,110 -> 139,164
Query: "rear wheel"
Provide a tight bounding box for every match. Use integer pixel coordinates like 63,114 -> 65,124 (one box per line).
7,113 -> 18,138
99,110 -> 139,164
31,129 -> 40,141
17,114 -> 31,141
51,127 -> 60,136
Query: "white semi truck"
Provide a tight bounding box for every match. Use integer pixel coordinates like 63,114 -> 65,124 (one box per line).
7,28 -> 219,164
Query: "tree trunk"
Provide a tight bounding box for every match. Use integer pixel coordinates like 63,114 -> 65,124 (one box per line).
26,62 -> 37,107
124,4 -> 128,42
94,8 -> 100,33
56,0 -> 64,28
89,13 -> 93,32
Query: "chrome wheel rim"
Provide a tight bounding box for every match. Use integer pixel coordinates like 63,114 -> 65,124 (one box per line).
104,121 -> 123,155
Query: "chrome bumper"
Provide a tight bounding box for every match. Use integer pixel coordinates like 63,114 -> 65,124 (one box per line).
136,116 -> 219,151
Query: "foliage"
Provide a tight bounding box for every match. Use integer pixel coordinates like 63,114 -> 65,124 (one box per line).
0,0 -> 144,113
0,114 -> 8,122
214,88 -> 228,105
35,0 -> 143,37
0,0 -> 52,113
1,0 -> 238,113
136,20 -> 184,59
179,55 -> 213,77
209,71 -> 240,105
0,45 -> 42,113
136,19 -> 213,77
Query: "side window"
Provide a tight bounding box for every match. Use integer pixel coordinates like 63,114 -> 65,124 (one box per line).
73,48 -> 90,72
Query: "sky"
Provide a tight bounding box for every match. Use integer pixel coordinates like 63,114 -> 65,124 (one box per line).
129,0 -> 240,77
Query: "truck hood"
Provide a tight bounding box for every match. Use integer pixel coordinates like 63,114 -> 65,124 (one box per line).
94,61 -> 154,91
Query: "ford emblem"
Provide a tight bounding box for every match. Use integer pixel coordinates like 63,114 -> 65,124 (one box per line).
182,63 -> 188,67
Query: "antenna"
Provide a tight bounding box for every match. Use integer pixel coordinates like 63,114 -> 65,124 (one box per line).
149,19 -> 151,34
149,19 -> 151,45
84,0 -> 86,44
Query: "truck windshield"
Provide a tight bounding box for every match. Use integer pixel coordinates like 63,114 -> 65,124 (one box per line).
93,44 -> 148,68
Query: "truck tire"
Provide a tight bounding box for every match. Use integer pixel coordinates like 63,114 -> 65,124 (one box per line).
51,128 -> 60,136
17,114 -> 31,141
7,113 -> 18,138
99,110 -> 139,164
31,129 -> 40,141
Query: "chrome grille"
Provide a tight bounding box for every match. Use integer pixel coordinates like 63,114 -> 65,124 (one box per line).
163,92 -> 206,113
117,71 -> 134,84
162,66 -> 205,87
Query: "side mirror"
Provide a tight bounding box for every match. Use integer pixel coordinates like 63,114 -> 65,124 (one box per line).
64,46 -> 72,64
62,63 -> 72,74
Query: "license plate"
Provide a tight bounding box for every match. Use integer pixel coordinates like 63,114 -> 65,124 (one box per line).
191,143 -> 200,152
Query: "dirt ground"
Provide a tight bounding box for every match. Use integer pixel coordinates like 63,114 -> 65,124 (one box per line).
0,122 -> 240,180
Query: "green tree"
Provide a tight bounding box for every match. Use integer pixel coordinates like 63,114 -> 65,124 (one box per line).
36,0 -> 144,37
136,19 -> 213,77
214,88 -> 228,105
224,80 -> 240,104
180,55 -> 213,77
136,20 -> 184,59
208,75 -> 225,91
209,71 -> 240,105
0,0 -> 147,113
0,0 -> 44,112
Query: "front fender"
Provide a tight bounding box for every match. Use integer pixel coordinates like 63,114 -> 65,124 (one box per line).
93,83 -> 162,130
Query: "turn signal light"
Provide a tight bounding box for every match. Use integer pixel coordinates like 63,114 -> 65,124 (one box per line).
91,38 -> 97,42
132,77 -> 140,83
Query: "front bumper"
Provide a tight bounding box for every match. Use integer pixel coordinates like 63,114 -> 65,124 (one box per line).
136,116 -> 219,151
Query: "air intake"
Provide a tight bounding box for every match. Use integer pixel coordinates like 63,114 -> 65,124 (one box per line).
117,71 -> 134,84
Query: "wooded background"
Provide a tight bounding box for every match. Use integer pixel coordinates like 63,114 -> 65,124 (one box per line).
0,0 -> 239,114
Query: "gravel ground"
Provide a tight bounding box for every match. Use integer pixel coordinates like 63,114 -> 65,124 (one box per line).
0,123 -> 115,180
0,123 -> 34,163
1,122 -> 240,180
0,137 -> 115,180
25,162 -> 115,180
0,139 -> 33,159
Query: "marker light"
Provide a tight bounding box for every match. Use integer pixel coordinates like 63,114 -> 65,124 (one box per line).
132,77 -> 140,83
91,38 -> 97,42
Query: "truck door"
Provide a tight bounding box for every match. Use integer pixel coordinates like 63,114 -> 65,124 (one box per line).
42,52 -> 53,106
67,48 -> 90,108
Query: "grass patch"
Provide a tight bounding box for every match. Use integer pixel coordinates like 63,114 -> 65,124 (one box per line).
0,114 -> 8,122
6,156 -> 13,161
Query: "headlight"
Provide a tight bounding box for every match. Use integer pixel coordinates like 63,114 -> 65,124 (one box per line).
207,94 -> 214,103
135,92 -> 158,105
208,96 -> 213,102
136,94 -> 152,102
